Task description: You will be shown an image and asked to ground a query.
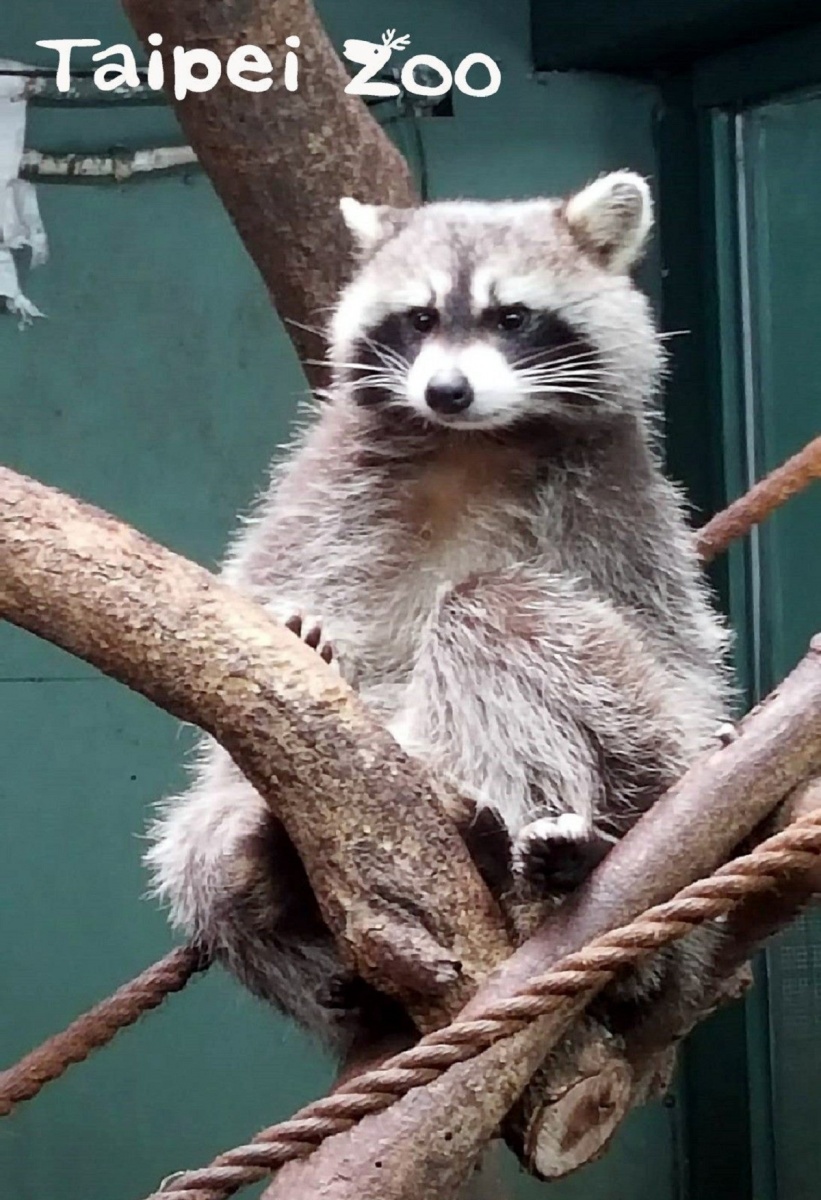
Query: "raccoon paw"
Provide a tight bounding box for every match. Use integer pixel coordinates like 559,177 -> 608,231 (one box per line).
315,971 -> 373,1015
514,814 -> 611,895
285,613 -> 337,668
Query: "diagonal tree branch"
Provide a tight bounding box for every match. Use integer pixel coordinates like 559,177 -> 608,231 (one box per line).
121,0 -> 418,389
514,775 -> 821,1179
619,776 -> 821,1089
697,434 -> 821,563
0,465 -> 509,1032
261,662 -> 821,1197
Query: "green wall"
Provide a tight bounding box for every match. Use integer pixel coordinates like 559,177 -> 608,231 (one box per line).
0,4 -> 670,1199
724,90 -> 821,1200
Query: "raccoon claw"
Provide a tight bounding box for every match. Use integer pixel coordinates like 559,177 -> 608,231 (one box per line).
285,613 -> 337,667
515,814 -> 611,894
713,721 -> 738,747
460,806 -> 514,894
316,973 -> 370,1014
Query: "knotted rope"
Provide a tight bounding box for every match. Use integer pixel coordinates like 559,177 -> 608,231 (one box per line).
146,808 -> 821,1200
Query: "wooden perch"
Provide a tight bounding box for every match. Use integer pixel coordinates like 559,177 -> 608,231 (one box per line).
121,0 -> 418,388
513,774 -> 821,1177
613,776 -> 821,1110
262,640 -> 821,1199
0,465 -> 509,1031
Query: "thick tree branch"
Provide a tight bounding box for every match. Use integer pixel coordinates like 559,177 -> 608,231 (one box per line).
121,0 -> 418,388
512,776 -> 821,1179
259,639 -> 821,1198
0,465 -> 508,1030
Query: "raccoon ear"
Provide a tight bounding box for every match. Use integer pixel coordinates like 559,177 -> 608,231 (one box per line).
563,172 -> 653,273
339,196 -> 411,256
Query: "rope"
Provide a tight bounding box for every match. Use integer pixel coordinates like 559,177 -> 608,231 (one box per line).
697,433 -> 821,563
0,944 -> 208,1117
146,809 -> 821,1200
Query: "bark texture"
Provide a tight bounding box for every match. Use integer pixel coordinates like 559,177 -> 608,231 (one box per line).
0,466 -> 507,1028
261,638 -> 821,1197
121,0 -> 418,389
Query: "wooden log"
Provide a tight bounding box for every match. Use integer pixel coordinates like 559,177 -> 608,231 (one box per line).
520,778 -> 821,1179
265,639 -> 821,1198
0,465 -> 508,1030
121,0 -> 418,389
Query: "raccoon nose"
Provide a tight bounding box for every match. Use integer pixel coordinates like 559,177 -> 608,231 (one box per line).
425,372 -> 474,415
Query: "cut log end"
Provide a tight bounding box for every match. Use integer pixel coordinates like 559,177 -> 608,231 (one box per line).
525,1058 -> 634,1179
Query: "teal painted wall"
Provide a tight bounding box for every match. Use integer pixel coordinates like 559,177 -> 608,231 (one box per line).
0,4 -> 672,1199
734,91 -> 821,1200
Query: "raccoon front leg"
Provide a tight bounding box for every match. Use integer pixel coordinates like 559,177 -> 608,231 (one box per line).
514,814 -> 612,894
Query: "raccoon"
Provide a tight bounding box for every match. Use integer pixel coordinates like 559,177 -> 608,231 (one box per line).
146,171 -> 731,1052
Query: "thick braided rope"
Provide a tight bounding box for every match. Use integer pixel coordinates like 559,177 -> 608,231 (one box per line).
148,810 -> 821,1200
0,944 -> 208,1117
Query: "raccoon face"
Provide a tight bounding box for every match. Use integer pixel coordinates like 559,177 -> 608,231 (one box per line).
331,173 -> 664,432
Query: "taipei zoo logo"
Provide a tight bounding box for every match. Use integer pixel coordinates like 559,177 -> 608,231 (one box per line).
36,30 -> 502,100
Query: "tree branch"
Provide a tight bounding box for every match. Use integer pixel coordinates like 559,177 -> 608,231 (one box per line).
697,434 -> 821,563
513,775 -> 821,1179
0,465 -> 508,1031
121,0 -> 418,389
258,638 -> 821,1198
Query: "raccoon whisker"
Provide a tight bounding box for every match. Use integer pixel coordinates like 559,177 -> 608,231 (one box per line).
511,344 -> 605,370
314,360 -> 403,375
520,344 -> 647,370
364,351 -> 409,377
359,335 -> 410,374
285,317 -> 331,340
530,377 -> 622,392
524,386 -> 618,405
339,366 -> 401,378
307,344 -> 408,375
346,377 -> 405,392
513,353 -> 617,377
514,353 -> 604,368
516,363 -> 624,382
525,381 -> 614,400
526,395 -> 622,409
516,367 -> 612,381
347,372 -> 406,386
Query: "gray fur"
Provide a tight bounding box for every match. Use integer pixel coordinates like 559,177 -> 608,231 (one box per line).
146,174 -> 732,1051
